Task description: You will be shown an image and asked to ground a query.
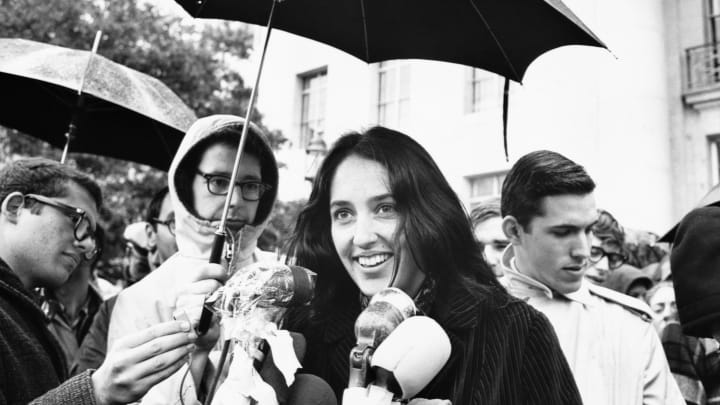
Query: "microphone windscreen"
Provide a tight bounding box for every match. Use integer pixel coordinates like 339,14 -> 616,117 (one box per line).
371,316 -> 451,400
354,288 -> 416,347
287,374 -> 338,405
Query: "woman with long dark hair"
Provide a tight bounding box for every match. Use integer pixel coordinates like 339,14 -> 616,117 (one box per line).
286,127 -> 581,404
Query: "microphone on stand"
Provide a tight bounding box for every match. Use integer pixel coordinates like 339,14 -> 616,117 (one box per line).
370,316 -> 451,400
342,288 -> 451,405
347,288 -> 417,389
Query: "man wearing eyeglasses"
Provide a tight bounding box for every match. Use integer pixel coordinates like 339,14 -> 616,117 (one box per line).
0,158 -> 203,404
108,115 -> 280,402
584,209 -> 628,285
499,150 -> 682,405
145,187 -> 178,271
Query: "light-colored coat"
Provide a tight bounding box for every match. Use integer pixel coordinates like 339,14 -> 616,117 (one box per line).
501,248 -> 684,405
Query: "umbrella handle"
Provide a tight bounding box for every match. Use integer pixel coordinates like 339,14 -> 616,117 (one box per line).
196,231 -> 225,334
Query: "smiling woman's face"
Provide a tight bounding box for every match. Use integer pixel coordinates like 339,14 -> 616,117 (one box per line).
329,155 -> 424,297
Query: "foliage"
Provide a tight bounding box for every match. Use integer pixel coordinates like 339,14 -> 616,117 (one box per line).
0,0 -> 290,276
260,199 -> 307,254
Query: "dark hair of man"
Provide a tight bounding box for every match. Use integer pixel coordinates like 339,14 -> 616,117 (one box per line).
174,127 -> 278,226
501,150 -> 595,230
145,187 -> 170,228
0,157 -> 102,209
287,126 -> 504,320
470,197 -> 501,229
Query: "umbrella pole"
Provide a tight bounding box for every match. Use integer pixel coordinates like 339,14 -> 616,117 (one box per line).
60,30 -> 102,164
200,2 -> 281,404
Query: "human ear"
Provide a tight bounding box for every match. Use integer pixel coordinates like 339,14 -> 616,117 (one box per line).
1,192 -> 25,223
502,216 -> 523,245
145,223 -> 157,251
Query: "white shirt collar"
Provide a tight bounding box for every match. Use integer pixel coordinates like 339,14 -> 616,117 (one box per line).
505,251 -> 594,307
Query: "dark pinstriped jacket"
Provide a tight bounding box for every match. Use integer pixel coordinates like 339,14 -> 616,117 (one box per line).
287,282 -> 583,405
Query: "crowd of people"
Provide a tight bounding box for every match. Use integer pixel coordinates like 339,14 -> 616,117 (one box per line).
0,114 -> 718,404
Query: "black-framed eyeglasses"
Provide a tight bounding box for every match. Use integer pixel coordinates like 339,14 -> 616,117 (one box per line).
196,170 -> 271,201
152,216 -> 176,236
589,246 -> 626,270
24,194 -> 98,260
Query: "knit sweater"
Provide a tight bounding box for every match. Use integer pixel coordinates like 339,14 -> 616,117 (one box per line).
0,258 -> 96,405
286,281 -> 582,404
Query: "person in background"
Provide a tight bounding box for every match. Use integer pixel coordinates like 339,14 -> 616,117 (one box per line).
73,187 -> 179,374
43,226 -> 105,374
500,150 -> 683,405
602,264 -> 654,301
470,197 -> 508,277
584,209 -> 627,285
646,281 -> 679,334
0,158 -> 197,404
145,187 -> 178,271
285,127 -> 582,404
656,212 -> 720,405
122,221 -> 150,285
108,115 -> 280,403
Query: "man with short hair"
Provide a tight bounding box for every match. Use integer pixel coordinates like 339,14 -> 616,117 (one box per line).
43,226 -> 105,374
108,115 -> 280,402
144,187 -> 178,271
470,197 -> 508,277
0,158 -> 198,404
500,150 -> 683,405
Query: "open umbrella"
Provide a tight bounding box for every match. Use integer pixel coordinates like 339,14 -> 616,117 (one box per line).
174,2 -> 607,402
659,183 -> 720,243
0,37 -> 197,171
176,0 -> 606,82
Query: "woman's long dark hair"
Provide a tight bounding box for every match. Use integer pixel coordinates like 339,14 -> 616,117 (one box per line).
287,127 -> 504,320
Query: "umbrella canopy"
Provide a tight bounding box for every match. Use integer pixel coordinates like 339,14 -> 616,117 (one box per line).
659,184 -> 720,243
176,0 -> 606,82
0,38 -> 197,170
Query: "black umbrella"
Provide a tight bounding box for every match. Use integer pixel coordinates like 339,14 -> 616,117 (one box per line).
176,3 -> 608,400
176,0 -> 606,82
0,37 -> 197,171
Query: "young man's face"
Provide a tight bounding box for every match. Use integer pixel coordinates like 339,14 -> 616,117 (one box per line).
512,193 -> 598,294
11,181 -> 99,289
191,142 -> 261,231
473,215 -> 509,277
147,192 -> 178,270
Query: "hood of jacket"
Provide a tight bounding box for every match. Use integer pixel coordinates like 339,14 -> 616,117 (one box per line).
167,114 -> 278,264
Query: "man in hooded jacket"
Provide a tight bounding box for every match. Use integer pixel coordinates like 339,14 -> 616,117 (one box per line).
108,115 -> 279,402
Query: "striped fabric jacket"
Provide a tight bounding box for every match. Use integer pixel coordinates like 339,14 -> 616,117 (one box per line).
287,281 -> 582,404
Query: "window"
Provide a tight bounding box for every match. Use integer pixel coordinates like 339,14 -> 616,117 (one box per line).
468,171 -> 507,204
709,0 -> 720,43
709,135 -> 720,185
377,61 -> 410,129
466,68 -> 502,113
299,68 -> 327,149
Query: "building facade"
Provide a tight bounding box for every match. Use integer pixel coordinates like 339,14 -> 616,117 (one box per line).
248,0 -> 704,235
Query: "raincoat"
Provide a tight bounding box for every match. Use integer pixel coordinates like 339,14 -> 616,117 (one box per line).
107,115 -> 279,403
501,248 -> 684,405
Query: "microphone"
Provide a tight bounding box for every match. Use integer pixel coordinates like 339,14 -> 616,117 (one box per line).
348,288 -> 417,389
371,316 -> 451,399
287,374 -> 338,405
343,316 -> 451,404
